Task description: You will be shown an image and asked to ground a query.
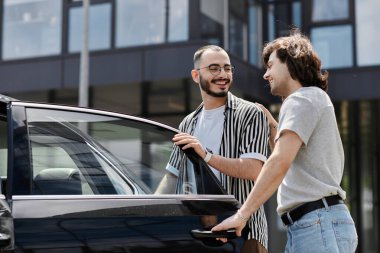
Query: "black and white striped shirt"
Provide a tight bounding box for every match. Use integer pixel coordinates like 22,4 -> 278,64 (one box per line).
168,92 -> 269,249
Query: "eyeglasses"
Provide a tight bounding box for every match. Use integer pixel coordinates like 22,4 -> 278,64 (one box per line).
196,64 -> 235,75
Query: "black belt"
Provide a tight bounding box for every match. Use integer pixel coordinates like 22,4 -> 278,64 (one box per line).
281,195 -> 344,226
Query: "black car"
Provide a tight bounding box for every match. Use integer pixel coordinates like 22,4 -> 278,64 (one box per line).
0,94 -> 244,252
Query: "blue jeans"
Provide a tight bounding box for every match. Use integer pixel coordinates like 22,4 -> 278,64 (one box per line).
284,204 -> 358,253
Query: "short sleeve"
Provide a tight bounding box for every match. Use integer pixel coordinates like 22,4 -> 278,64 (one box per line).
165,119 -> 188,176
239,107 -> 269,160
166,144 -> 181,176
276,95 -> 319,146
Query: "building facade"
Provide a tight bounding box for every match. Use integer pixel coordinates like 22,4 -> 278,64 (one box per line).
1,0 -> 379,252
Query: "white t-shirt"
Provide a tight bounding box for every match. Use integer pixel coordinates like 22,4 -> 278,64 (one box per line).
193,105 -> 225,180
276,87 -> 346,215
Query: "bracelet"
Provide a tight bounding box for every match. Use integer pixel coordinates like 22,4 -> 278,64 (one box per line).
204,150 -> 212,163
236,210 -> 249,222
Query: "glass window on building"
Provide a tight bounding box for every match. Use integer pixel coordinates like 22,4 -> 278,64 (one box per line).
248,3 -> 262,66
274,3 -> 290,37
68,3 -> 111,53
168,0 -> 189,42
311,25 -> 353,69
116,0 -> 166,48
146,79 -> 188,115
292,1 -> 302,28
312,0 -> 349,22
229,15 -> 247,59
200,0 -> 225,46
93,83 -> 141,117
2,0 -> 62,60
266,2 -> 296,42
267,4 -> 276,42
228,0 -> 248,59
230,0 -> 245,17
355,0 -> 380,66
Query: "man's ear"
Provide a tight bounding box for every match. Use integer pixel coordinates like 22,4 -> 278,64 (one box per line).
191,69 -> 199,84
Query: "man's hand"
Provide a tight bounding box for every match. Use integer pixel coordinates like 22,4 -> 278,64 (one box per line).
172,133 -> 206,158
211,212 -> 247,243
255,103 -> 278,128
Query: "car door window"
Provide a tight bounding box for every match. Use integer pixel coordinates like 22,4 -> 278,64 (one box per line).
25,107 -> 222,196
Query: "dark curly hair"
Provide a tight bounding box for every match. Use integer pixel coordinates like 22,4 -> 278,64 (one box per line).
262,31 -> 328,91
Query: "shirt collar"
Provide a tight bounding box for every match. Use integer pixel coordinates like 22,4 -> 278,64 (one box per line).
226,91 -> 239,110
194,92 -> 238,115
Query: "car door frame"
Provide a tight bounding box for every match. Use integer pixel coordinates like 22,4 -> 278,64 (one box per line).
4,101 -> 244,252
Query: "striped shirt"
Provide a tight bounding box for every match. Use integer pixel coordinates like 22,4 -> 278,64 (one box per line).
168,92 -> 269,249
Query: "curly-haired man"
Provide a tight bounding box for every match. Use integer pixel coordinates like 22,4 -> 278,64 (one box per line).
213,31 -> 358,253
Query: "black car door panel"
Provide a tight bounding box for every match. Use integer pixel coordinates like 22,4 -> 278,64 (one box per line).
11,196 -> 243,252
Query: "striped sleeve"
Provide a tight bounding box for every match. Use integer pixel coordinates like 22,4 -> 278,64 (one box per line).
166,115 -> 193,175
240,106 -> 269,159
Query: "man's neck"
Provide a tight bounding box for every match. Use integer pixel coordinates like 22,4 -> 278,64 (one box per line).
202,95 -> 227,110
283,80 -> 303,98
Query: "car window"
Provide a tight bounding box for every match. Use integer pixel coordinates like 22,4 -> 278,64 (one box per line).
25,108 -> 209,196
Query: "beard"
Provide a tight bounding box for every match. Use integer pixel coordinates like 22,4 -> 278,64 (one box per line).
199,75 -> 231,98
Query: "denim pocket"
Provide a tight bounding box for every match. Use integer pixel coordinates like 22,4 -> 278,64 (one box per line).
294,212 -> 320,229
332,219 -> 356,240
288,212 -> 325,252
332,219 -> 358,252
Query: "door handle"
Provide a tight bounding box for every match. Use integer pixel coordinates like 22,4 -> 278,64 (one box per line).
191,229 -> 237,239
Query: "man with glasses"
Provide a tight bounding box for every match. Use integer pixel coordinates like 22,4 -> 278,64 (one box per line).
163,45 -> 270,253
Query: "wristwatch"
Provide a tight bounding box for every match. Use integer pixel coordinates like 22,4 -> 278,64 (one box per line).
204,148 -> 213,163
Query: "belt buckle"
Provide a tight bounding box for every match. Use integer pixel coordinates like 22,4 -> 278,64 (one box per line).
286,212 -> 293,225
281,212 -> 293,226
